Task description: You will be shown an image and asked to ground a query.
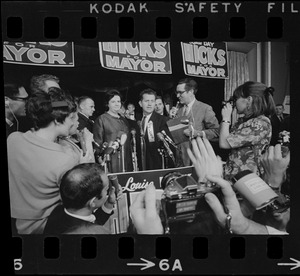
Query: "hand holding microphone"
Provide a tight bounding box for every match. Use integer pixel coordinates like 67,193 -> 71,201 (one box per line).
108,175 -> 122,198
169,101 -> 180,118
77,129 -> 87,156
104,137 -> 121,155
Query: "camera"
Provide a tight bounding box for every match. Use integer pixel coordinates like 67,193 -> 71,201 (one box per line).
265,193 -> 290,215
278,130 -> 290,157
160,172 -> 221,233
222,96 -> 236,108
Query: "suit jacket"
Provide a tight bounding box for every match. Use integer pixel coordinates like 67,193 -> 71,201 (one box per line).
143,112 -> 174,170
175,100 -> 220,166
43,204 -> 111,235
280,115 -> 290,132
270,113 -> 289,145
78,112 -> 94,132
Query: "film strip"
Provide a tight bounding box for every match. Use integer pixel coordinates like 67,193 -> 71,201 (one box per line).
3,0 -> 300,275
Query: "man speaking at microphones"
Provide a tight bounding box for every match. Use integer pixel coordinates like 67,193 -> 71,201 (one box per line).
169,78 -> 219,166
138,88 -> 175,170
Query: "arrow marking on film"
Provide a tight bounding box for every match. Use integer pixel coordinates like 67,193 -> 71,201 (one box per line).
278,258 -> 300,270
127,258 -> 155,270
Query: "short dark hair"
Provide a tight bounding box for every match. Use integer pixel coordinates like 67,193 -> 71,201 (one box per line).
177,78 -> 198,94
26,87 -> 77,130
276,103 -> 284,108
104,89 -> 122,107
139,88 -> 157,101
60,163 -> 105,209
4,83 -> 25,98
126,102 -> 135,108
30,74 -> 60,93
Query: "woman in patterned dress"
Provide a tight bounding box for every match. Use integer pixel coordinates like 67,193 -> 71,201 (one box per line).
219,81 -> 276,181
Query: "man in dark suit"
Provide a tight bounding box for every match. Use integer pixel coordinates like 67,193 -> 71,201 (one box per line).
139,88 -> 175,170
43,163 -> 118,235
270,103 -> 289,145
77,96 -> 95,132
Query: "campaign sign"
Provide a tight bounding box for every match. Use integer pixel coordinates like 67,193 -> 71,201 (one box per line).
105,166 -> 195,233
181,42 -> 228,79
99,42 -> 172,74
3,41 -> 75,67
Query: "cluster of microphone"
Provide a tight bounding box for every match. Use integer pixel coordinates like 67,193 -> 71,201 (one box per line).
157,131 -> 176,163
96,133 -> 128,159
92,127 -> 177,168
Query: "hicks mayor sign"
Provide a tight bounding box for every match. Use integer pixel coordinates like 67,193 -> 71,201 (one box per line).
3,42 -> 75,67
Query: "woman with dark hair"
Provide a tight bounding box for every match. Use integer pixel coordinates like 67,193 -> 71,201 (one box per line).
8,88 -> 83,234
93,89 -> 133,173
49,89 -> 95,164
219,81 -> 276,181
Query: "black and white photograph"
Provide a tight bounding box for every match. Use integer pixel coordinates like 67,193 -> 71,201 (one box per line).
2,1 -> 300,275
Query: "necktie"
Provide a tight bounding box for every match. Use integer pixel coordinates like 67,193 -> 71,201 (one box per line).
184,105 -> 190,116
141,116 -> 146,134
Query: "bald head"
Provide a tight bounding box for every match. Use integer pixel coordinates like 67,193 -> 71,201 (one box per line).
78,97 -> 95,118
60,163 -> 106,209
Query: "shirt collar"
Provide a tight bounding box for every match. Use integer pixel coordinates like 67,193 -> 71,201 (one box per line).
186,98 -> 196,108
64,208 -> 96,223
143,113 -> 152,119
79,111 -> 89,119
6,118 -> 14,127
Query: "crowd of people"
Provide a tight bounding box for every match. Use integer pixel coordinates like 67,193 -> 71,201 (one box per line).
5,74 -> 290,235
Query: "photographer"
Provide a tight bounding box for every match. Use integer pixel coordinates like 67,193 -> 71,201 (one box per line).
219,81 -> 276,181
130,136 -> 288,235
44,163 -> 122,235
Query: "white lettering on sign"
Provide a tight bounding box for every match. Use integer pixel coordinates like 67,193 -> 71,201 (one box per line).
183,43 -> 226,66
122,177 -> 154,192
3,45 -> 67,65
105,56 -> 166,72
103,42 -> 167,58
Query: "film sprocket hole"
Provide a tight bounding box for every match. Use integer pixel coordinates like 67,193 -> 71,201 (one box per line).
160,172 -> 221,234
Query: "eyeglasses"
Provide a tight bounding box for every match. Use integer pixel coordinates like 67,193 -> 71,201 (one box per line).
11,97 -> 28,102
175,90 -> 186,96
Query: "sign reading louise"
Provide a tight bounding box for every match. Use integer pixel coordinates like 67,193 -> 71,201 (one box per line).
3,42 -> 75,67
99,42 -> 172,74
181,42 -> 228,79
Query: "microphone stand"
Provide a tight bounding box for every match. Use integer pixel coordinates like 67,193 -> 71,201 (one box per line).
105,154 -> 112,173
158,148 -> 165,169
116,195 -> 121,233
140,130 -> 146,171
131,134 -> 138,171
121,145 -> 125,173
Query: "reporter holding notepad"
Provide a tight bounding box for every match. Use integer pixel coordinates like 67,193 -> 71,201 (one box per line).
168,78 -> 219,166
